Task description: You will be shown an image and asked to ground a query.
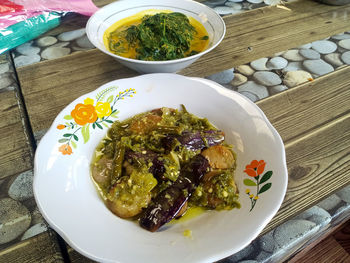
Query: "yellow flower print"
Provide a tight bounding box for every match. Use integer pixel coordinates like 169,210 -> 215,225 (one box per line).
95,102 -> 112,118
84,97 -> 94,105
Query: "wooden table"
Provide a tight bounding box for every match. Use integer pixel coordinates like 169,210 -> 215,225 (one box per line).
0,0 -> 349,262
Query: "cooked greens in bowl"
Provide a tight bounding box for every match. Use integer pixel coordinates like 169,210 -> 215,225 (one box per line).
86,0 -> 226,73
106,11 -> 210,61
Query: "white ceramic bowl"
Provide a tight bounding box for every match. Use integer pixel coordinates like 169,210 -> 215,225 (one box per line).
34,74 -> 288,263
86,0 -> 226,73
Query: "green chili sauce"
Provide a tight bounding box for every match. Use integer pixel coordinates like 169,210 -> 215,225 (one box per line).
91,106 -> 240,223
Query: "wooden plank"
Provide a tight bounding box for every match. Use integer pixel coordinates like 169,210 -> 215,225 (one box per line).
290,235 -> 350,263
289,219 -> 350,263
256,66 -> 350,143
0,231 -> 64,262
67,245 -> 98,263
262,113 -> 350,234
17,60 -> 350,145
17,51 -> 137,135
0,89 -> 33,179
334,220 -> 350,255
253,67 -> 350,234
257,66 -> 350,230
181,0 -> 350,76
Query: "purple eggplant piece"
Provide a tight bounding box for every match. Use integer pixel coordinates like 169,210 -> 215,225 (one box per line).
149,158 -> 166,180
163,130 -> 225,151
139,154 -> 209,232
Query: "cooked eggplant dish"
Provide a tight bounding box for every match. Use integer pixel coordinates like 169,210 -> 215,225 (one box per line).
91,106 -> 240,232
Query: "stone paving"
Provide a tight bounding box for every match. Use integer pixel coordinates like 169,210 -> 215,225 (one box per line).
0,54 -> 48,250
219,185 -> 350,262
206,34 -> 350,102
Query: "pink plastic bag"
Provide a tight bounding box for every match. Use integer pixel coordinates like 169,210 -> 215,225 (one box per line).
0,0 -> 98,54
0,0 -> 98,30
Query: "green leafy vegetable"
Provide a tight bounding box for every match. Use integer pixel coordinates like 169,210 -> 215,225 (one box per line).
109,12 -> 202,61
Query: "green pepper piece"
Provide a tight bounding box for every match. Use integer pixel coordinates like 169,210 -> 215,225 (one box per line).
155,126 -> 182,135
111,141 -> 125,186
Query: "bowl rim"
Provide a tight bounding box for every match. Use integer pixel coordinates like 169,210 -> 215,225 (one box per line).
86,0 -> 226,65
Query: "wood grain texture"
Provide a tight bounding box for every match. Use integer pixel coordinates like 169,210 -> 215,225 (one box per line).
0,231 -> 64,263
288,219 -> 350,263
256,66 -> 350,143
67,246 -> 98,263
262,113 -> 350,234
0,89 -> 33,179
292,235 -> 350,263
17,51 -> 137,135
178,0 -> 350,76
334,221 -> 350,255
256,67 -> 350,233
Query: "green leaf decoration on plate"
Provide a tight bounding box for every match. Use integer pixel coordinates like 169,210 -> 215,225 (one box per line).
243,160 -> 273,212
64,115 -> 73,120
56,86 -> 136,155
106,95 -> 114,104
96,123 -> 103,129
81,124 -> 90,144
258,183 -> 272,194
259,171 -> 272,184
243,179 -> 257,186
71,140 -> 77,149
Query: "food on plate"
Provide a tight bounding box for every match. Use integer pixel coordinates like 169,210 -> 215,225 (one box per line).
104,10 -> 209,61
91,106 -> 240,232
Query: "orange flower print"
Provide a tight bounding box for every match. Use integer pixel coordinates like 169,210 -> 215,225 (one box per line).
59,144 -> 73,155
57,87 -> 136,155
71,103 -> 97,126
244,160 -> 266,177
244,159 -> 272,211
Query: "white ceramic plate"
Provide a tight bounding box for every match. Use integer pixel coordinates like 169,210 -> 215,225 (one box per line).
34,73 -> 287,263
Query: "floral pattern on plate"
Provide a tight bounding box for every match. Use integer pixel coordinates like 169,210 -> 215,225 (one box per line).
244,160 -> 273,211
56,86 -> 136,155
